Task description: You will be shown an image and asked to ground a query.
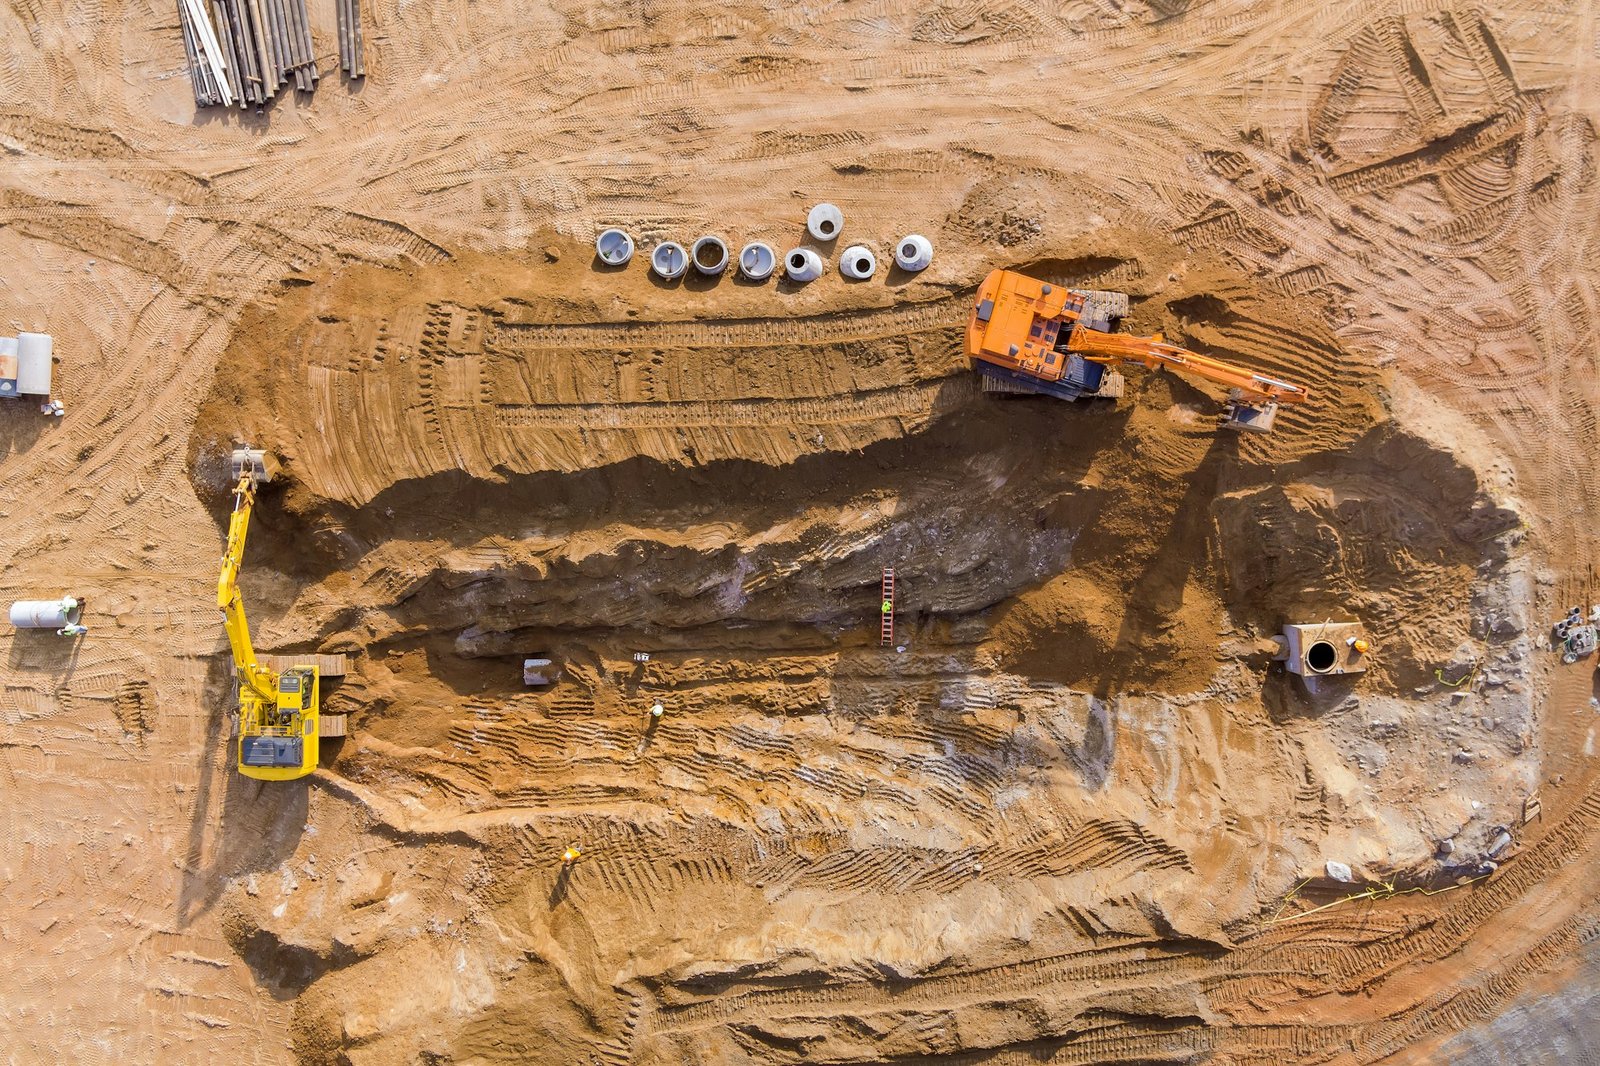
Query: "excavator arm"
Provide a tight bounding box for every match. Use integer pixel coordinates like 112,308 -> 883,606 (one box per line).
1065,327 -> 1309,405
218,472 -> 279,707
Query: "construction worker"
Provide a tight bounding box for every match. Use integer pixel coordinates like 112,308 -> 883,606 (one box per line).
650,701 -> 664,720
561,843 -> 583,868
57,622 -> 87,637
881,598 -> 893,615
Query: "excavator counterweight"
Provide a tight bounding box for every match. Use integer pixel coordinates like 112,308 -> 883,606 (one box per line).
965,269 -> 1309,433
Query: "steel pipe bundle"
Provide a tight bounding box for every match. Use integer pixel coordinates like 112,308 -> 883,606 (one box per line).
177,0 -> 319,108
337,0 -> 365,79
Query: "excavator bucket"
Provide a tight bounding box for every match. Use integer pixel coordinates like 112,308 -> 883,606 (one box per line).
230,447 -> 273,484
1222,401 -> 1278,434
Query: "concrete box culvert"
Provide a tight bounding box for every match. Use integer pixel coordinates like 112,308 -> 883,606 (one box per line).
595,228 -> 634,266
784,248 -> 823,282
691,236 -> 728,275
738,242 -> 776,281
650,241 -> 688,279
806,203 -> 843,241
839,245 -> 876,280
894,234 -> 933,271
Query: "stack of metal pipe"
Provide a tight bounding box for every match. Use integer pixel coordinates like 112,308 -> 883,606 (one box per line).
337,0 -> 365,79
176,0 -> 319,108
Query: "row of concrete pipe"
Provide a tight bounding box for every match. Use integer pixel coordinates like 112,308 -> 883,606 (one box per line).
593,204 -> 933,283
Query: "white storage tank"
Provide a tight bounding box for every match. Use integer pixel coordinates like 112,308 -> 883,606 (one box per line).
10,596 -> 82,629
16,332 -> 52,396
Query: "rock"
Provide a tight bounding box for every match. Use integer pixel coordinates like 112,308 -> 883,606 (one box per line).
1488,830 -> 1512,857
1325,860 -> 1354,883
1437,839 -> 1454,857
543,245 -> 561,262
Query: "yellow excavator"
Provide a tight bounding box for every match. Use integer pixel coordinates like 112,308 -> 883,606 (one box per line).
218,448 -> 345,781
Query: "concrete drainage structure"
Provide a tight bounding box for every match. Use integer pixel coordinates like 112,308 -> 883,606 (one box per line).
738,242 -> 777,281
691,236 -> 729,276
595,228 -> 634,266
784,248 -> 824,282
894,234 -> 933,272
839,245 -> 876,280
806,203 -> 843,242
650,241 -> 688,280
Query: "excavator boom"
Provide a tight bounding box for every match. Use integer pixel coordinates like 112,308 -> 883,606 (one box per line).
965,268 -> 1309,432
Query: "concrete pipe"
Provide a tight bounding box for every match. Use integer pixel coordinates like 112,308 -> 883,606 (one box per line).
595,228 -> 634,266
16,332 -> 51,397
806,203 -> 844,242
650,241 -> 688,280
894,234 -> 933,272
738,242 -> 777,281
691,236 -> 729,275
10,596 -> 82,629
783,248 -> 824,283
839,245 -> 876,280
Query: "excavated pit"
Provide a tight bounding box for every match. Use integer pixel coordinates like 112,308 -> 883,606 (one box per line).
189,241 -> 1532,1064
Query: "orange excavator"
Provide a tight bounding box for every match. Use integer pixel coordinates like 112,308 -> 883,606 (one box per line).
965,268 -> 1309,432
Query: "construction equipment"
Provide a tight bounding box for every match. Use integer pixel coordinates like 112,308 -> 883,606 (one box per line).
217,448 -> 345,781
965,269 -> 1310,433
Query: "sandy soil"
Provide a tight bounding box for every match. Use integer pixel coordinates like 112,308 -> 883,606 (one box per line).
3,0 -> 1600,1063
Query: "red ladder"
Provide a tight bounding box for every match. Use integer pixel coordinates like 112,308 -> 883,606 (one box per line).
880,567 -> 895,646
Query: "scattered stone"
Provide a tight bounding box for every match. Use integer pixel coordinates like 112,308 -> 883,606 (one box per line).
1437,839 -> 1454,857
1325,860 -> 1353,882
543,245 -> 561,263
1488,830 -> 1512,857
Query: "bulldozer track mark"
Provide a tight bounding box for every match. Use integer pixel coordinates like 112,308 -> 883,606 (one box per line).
1327,103 -> 1537,196
494,381 -> 964,430
489,297 -> 966,351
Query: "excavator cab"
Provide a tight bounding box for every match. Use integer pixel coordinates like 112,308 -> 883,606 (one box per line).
238,666 -> 321,778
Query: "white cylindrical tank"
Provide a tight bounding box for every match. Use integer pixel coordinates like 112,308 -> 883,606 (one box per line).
839,245 -> 876,280
894,234 -> 933,272
691,236 -> 729,275
10,596 -> 81,629
783,248 -> 824,282
16,333 -> 51,396
0,336 -> 17,398
651,241 -> 688,279
595,228 -> 634,266
738,242 -> 777,281
806,203 -> 843,242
